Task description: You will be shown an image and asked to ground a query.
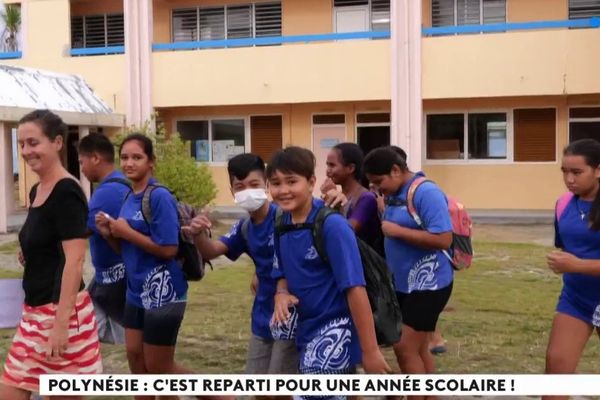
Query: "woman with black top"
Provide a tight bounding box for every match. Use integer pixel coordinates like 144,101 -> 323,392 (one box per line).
0,110 -> 102,400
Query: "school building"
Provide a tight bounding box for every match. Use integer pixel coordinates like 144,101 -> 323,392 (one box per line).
1,0 -> 599,211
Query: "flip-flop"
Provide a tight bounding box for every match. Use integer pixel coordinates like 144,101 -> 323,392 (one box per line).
430,345 -> 447,355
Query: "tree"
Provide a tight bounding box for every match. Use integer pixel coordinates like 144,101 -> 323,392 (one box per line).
113,121 -> 217,208
1,5 -> 21,52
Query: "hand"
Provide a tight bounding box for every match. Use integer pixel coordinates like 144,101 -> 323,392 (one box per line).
46,322 -> 68,360
322,188 -> 348,209
17,250 -> 25,267
185,213 -> 213,237
250,274 -> 259,296
375,192 -> 385,214
361,348 -> 392,374
381,221 -> 400,237
272,292 -> 299,325
108,218 -> 132,240
547,250 -> 582,274
320,178 -> 337,195
95,212 -> 112,237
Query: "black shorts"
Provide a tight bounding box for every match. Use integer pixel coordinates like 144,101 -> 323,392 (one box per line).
88,279 -> 126,325
123,301 -> 186,346
396,282 -> 453,332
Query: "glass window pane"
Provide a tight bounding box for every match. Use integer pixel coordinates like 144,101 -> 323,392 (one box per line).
570,122 -> 600,143
200,7 -> 225,41
177,121 -> 209,162
427,114 -> 464,159
432,0 -> 455,27
468,113 -> 507,159
211,119 -> 245,162
457,0 -> 481,25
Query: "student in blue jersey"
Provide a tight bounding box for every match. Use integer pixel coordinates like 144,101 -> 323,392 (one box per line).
269,146 -> 391,384
183,153 -> 299,378
95,133 -> 190,382
78,133 -> 131,344
544,139 -> 600,400
363,147 -> 452,386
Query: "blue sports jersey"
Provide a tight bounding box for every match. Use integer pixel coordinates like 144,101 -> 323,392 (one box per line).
272,198 -> 366,371
219,203 -> 279,340
119,179 -> 188,309
555,196 -> 600,325
87,171 -> 130,285
383,172 -> 454,294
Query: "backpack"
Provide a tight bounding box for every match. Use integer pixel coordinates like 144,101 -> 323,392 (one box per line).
138,184 -> 207,281
555,192 -> 574,221
274,207 -> 402,346
386,177 -> 473,270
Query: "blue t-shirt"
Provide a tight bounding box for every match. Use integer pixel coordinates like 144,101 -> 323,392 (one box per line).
219,203 -> 278,340
383,172 -> 453,294
119,179 -> 188,309
87,171 -> 130,285
555,196 -> 600,307
272,198 -> 366,370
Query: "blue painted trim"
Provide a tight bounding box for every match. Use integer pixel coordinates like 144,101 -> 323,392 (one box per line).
152,30 -> 390,51
0,51 -> 22,60
423,17 -> 600,36
70,46 -> 125,56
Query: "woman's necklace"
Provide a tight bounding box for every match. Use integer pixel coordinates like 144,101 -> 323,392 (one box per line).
575,197 -> 587,221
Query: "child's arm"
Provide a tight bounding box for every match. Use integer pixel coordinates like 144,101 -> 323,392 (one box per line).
346,286 -> 391,374
272,278 -> 298,324
192,230 -> 229,260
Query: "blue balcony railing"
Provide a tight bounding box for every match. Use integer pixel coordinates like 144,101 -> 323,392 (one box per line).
70,46 -> 125,56
152,30 -> 390,51
423,17 -> 600,36
0,51 -> 22,60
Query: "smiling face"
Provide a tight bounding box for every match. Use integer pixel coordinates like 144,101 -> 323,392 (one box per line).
366,164 -> 404,196
268,170 -> 315,212
119,139 -> 154,182
17,121 -> 63,175
562,154 -> 600,198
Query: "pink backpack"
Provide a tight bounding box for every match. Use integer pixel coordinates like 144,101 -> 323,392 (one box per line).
407,177 -> 474,270
555,192 -> 574,221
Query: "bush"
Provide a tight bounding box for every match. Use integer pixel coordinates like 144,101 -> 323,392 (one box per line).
112,121 -> 217,208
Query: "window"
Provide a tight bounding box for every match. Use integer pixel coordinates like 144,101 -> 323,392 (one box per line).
251,115 -> 282,162
172,3 -> 281,43
569,107 -> 600,142
71,14 -> 125,49
356,113 -> 390,156
569,0 -> 600,19
313,114 -> 346,124
427,112 -> 508,160
176,119 -> 246,163
334,0 -> 390,32
431,0 -> 506,27
513,109 -> 556,162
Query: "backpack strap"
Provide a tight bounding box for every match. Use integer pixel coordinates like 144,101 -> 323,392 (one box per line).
406,177 -> 432,228
311,207 -> 339,265
556,192 -> 574,221
241,218 -> 251,244
141,183 -> 171,225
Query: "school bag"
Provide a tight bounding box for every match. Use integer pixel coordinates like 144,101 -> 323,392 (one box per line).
555,192 -> 574,221
138,184 -> 207,281
274,207 -> 402,346
386,177 -> 474,270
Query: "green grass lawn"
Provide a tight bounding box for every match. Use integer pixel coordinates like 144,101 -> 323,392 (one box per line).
0,239 -> 599,399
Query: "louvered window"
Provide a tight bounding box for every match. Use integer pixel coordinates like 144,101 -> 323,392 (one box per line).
251,116 -> 283,162
371,0 -> 390,31
255,3 -> 282,37
432,0 -> 506,27
514,109 -> 556,162
569,0 -> 600,19
334,0 -> 369,5
71,13 -> 125,49
227,5 -> 253,40
171,3 -> 281,44
172,8 -> 197,42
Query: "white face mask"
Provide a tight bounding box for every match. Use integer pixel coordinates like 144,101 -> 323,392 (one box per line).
234,188 -> 268,212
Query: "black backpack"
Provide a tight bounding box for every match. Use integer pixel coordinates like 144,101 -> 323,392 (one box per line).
274,207 -> 402,346
137,184 -> 207,281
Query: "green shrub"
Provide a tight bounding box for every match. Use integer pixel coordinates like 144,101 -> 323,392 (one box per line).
112,120 -> 217,208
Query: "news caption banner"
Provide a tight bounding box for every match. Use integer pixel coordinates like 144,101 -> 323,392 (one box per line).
41,374 -> 600,397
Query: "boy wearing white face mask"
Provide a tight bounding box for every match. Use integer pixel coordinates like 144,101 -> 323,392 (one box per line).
185,153 -> 299,378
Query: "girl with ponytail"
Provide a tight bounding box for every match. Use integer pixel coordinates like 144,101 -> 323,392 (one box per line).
545,139 -> 600,400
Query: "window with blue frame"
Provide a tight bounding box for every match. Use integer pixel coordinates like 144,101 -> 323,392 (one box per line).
71,13 -> 124,50
333,0 -> 390,32
569,0 -> 600,19
431,0 -> 506,28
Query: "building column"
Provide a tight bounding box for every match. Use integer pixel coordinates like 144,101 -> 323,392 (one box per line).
124,0 -> 154,128
78,126 -> 91,200
391,0 -> 423,171
0,123 -> 13,233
